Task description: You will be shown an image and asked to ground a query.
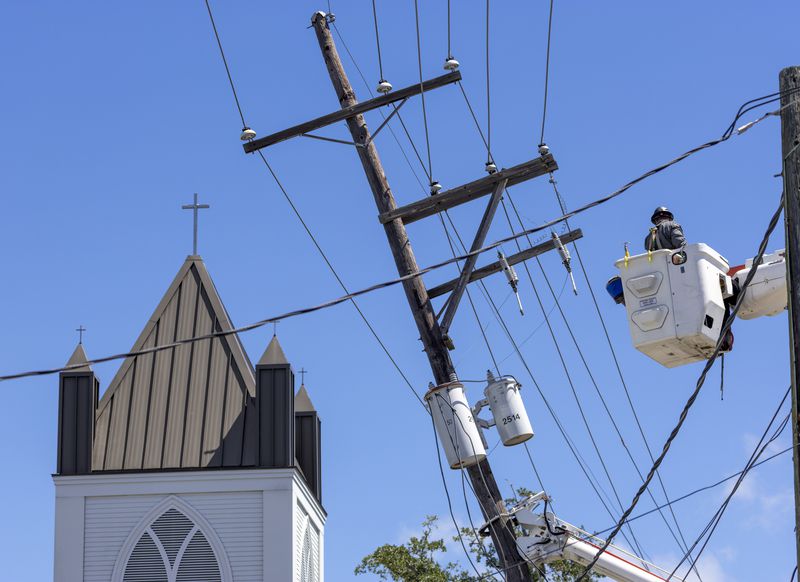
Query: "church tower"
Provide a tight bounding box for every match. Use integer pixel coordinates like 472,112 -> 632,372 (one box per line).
53,255 -> 324,582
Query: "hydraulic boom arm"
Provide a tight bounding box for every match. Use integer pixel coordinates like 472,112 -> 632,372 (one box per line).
502,493 -> 684,582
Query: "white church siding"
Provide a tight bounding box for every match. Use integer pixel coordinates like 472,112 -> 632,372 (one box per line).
54,468 -> 323,582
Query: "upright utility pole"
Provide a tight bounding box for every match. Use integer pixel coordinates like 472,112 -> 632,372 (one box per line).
780,65 -> 800,572
310,12 -> 531,580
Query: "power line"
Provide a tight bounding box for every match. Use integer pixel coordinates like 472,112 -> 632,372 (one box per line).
202,0 -> 247,129
496,194 -> 652,562
670,387 -> 792,579
255,151 -> 425,407
543,176 -> 702,579
539,0 -> 554,145
201,1 -> 427,408
576,191 -> 786,581
412,0 -> 434,183
370,0 -> 385,82
3,92 -> 781,382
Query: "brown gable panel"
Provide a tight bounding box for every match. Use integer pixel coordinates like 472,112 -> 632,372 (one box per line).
93,256 -> 257,472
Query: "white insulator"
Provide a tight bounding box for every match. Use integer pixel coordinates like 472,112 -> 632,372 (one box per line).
485,161 -> 497,174
240,127 -> 257,141
538,143 -> 550,156
430,181 -> 442,195
376,79 -> 393,94
426,382 -> 486,469
484,375 -> 533,446
444,57 -> 460,71
498,251 -> 519,287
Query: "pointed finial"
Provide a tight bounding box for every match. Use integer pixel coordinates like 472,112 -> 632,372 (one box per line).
273,320 -> 279,337
76,325 -> 86,344
299,367 -> 308,386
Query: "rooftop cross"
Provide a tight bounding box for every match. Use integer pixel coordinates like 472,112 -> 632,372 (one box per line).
299,368 -> 307,385
75,325 -> 86,344
181,193 -> 210,256
273,320 -> 279,336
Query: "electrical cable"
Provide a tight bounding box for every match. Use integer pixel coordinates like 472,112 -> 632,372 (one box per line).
201,1 -> 427,410
576,191 -> 786,581
370,0 -> 385,82
203,0 -> 247,129
496,197 -> 653,564
541,179 -> 703,580
429,410 -> 487,579
485,0 -> 493,164
671,388 -> 792,579
255,151 -> 425,408
446,0 -> 452,59
440,214 -> 646,556
413,0 -> 434,183
539,0 -> 554,146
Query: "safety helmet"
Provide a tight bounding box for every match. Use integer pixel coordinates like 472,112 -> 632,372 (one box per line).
651,206 -> 674,224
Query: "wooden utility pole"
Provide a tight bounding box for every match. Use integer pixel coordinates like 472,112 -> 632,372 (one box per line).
780,65 -> 800,573
310,11 -> 531,581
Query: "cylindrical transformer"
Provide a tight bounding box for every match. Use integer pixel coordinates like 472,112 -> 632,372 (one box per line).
425,382 -> 486,469
485,376 -> 533,446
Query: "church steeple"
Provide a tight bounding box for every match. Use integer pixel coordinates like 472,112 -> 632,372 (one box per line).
256,334 -> 294,468
295,378 -> 322,502
57,342 -> 98,475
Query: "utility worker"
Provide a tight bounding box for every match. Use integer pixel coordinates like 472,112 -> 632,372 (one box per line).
644,206 -> 686,252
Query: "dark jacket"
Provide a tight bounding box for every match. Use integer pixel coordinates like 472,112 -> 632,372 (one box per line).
644,220 -> 686,251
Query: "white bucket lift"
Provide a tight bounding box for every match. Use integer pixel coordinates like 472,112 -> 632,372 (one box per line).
732,249 -> 787,319
615,243 -> 733,368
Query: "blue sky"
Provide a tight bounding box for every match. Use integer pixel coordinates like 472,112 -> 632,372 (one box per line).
1,1 -> 798,580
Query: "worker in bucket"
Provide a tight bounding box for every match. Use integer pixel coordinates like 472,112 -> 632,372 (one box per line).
644,206 -> 686,251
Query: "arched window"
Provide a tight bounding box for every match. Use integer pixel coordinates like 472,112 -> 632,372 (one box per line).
113,497 -> 232,582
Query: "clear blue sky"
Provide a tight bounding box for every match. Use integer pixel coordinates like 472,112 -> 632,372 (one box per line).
1,1 -> 797,580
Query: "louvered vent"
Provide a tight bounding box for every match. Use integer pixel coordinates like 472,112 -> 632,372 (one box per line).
299,520 -> 320,582
124,532 -> 168,582
123,508 -> 222,582
152,509 -> 194,567
176,531 -> 222,582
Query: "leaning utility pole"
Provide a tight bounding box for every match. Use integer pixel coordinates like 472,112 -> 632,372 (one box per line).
308,11 -> 531,581
781,65 -> 800,573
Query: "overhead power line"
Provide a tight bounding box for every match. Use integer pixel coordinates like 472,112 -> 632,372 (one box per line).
1,104 -> 779,382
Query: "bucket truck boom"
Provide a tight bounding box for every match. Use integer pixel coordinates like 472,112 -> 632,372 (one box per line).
495,492 -> 684,582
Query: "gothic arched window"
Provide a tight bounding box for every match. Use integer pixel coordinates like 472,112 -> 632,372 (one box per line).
113,497 -> 231,582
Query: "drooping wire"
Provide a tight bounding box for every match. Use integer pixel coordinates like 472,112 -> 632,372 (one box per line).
439,212 -> 645,554
496,198 -> 652,563
413,0 -> 434,182
203,0 -> 247,129
547,174 -> 703,578
671,387 -> 792,579
370,0 -> 385,82
576,191 -> 786,581
539,0 -> 554,145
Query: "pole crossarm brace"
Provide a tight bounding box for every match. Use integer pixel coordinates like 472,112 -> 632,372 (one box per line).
378,154 -> 558,225
428,228 -> 584,299
440,179 -> 508,334
243,71 -> 462,153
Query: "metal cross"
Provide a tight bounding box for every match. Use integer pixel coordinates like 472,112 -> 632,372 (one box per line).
182,193 -> 210,256
76,325 -> 86,344
299,368 -> 308,385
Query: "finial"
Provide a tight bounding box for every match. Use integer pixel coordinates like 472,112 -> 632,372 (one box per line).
273,320 -> 279,337
181,193 -> 210,256
76,325 -> 86,345
299,367 -> 308,386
